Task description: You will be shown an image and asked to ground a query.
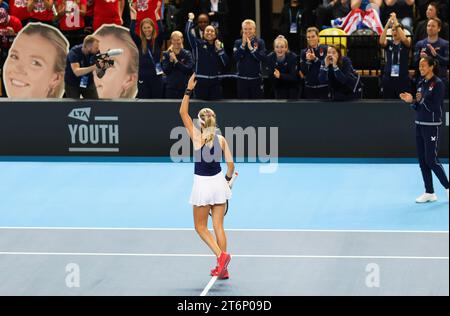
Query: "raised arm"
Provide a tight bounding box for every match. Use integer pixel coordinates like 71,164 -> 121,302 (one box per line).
179,73 -> 198,140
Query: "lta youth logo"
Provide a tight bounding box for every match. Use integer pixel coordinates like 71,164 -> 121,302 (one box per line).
67,107 -> 120,153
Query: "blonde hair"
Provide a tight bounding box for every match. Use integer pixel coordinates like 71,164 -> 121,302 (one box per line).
20,22 -> 69,98
306,27 -> 320,36
198,108 -> 217,144
140,18 -> 157,55
94,24 -> 139,99
242,19 -> 256,29
274,35 -> 289,51
167,31 -> 184,52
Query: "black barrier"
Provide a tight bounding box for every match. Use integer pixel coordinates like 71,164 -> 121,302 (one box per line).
0,99 -> 448,158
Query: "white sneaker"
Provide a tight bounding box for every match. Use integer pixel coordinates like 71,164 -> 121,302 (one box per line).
415,193 -> 438,203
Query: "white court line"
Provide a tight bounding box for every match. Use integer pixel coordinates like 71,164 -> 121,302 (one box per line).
0,252 -> 448,260
0,227 -> 448,234
200,277 -> 218,297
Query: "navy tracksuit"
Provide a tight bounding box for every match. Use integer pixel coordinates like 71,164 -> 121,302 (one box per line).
233,37 -> 266,99
161,49 -> 194,98
300,44 -> 329,99
318,57 -> 362,101
130,19 -> 164,99
414,38 -> 449,95
382,40 -> 411,99
266,52 -> 299,99
412,76 -> 449,194
185,20 -> 229,100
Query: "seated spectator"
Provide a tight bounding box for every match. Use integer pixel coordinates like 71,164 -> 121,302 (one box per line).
186,12 -> 228,100
161,31 -> 194,99
54,0 -> 87,48
266,35 -> 299,99
233,19 -> 266,99
279,0 -> 304,53
93,0 -> 123,31
316,0 -> 351,30
414,17 -> 449,91
381,0 -> 414,32
379,13 -> 412,98
319,44 -> 362,100
299,26 -> 329,99
0,8 -> 23,35
414,2 -> 449,42
27,0 -> 54,24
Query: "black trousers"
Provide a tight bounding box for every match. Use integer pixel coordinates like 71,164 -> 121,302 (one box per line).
65,82 -> 98,99
416,124 -> 449,194
381,76 -> 412,99
236,78 -> 264,99
137,74 -> 163,99
194,78 -> 222,100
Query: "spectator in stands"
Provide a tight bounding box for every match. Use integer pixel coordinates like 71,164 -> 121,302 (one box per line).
27,0 -> 54,24
3,23 -> 68,98
414,17 -> 449,92
130,2 -> 164,99
190,13 -> 209,40
0,0 -> 9,11
93,24 -> 139,99
10,1 -> 31,27
131,0 -> 161,35
414,2 -> 449,42
379,13 -> 412,99
54,0 -> 87,48
351,0 -> 382,10
416,0 -> 449,23
176,0 -> 201,33
93,0 -> 124,31
266,35 -> 299,99
85,0 -> 94,33
64,35 -> 106,99
233,19 -> 266,99
333,0 -> 383,34
316,0 -> 351,30
186,12 -> 228,100
299,27 -> 328,99
0,8 -> 23,35
161,31 -> 194,99
279,0 -> 304,53
200,0 -> 229,36
319,44 -> 362,100
381,0 -> 414,32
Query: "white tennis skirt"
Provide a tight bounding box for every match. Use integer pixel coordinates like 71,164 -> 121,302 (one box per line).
189,171 -> 232,206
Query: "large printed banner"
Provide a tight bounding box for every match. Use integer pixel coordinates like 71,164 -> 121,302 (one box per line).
2,21 -> 139,99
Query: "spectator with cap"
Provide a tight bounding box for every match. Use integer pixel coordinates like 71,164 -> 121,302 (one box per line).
0,8 -> 23,36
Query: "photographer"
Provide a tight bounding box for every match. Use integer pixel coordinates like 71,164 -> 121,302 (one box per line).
64,35 -> 110,99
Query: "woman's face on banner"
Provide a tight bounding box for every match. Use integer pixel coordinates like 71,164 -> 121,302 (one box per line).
94,34 -> 135,99
3,33 -> 61,98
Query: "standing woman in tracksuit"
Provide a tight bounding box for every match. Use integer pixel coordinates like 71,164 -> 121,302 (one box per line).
300,27 -> 329,99
185,12 -> 229,100
162,31 -> 194,99
130,2 -> 164,99
266,35 -> 299,99
233,19 -> 267,99
400,56 -> 449,203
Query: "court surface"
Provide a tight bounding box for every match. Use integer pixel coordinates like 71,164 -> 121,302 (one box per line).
0,158 -> 448,296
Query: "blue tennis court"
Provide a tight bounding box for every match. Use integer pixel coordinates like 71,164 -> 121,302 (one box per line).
0,158 -> 448,295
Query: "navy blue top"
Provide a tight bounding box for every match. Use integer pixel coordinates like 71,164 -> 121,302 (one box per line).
412,76 -> 445,125
266,52 -> 299,89
300,44 -> 328,87
161,49 -> 194,90
383,40 -> 410,78
233,37 -> 266,79
65,45 -> 96,87
130,19 -> 165,78
185,20 -> 228,78
319,56 -> 362,100
414,38 -> 449,80
194,134 -> 223,176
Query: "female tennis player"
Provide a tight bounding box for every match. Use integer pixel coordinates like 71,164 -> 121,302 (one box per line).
179,73 -> 234,279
